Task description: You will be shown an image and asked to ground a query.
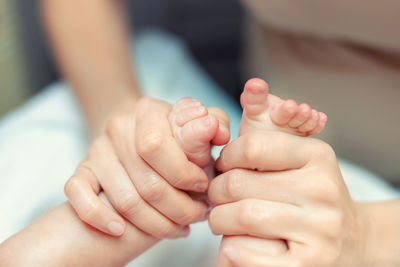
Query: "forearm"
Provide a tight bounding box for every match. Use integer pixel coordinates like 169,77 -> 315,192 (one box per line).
41,0 -> 140,136
0,197 -> 159,267
360,200 -> 400,266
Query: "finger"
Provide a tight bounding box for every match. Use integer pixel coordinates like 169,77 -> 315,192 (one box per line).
221,235 -> 288,257
208,107 -> 231,146
92,159 -> 192,239
208,199 -> 307,242
216,131 -> 326,172
208,168 -> 307,206
92,136 -> 208,231
135,98 -> 209,191
219,244 -> 296,267
123,153 -> 209,226
64,165 -> 126,236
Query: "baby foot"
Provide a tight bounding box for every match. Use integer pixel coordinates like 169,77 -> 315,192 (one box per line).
169,97 -> 230,168
239,78 -> 327,136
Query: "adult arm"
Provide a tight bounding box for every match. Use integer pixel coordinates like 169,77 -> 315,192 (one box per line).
208,131 -> 400,266
0,194 -> 159,267
41,0 -> 213,238
41,0 -> 139,136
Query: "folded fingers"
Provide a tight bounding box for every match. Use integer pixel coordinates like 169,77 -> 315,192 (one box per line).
209,199 -> 309,243
208,168 -> 314,206
216,131 -> 326,172
134,98 -> 209,191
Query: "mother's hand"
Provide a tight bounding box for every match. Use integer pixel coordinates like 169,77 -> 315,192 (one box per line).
208,131 -> 368,266
65,97 -> 210,238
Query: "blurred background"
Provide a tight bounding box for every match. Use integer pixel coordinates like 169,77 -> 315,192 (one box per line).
0,0 -> 244,117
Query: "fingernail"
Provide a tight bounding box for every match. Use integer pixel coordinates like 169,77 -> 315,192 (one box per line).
224,246 -> 238,261
108,221 -> 124,236
178,225 -> 190,237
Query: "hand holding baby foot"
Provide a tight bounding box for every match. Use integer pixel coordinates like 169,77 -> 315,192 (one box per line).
65,97 -> 217,239
65,96 -> 231,241
208,79 -> 367,266
211,78 -> 331,266
210,131 -> 367,267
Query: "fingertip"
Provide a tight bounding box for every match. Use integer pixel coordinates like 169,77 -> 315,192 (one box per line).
107,220 -> 126,236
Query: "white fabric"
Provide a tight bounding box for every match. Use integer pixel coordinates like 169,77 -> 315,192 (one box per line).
0,30 -> 398,266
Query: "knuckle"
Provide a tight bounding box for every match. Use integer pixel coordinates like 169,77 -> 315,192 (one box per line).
87,139 -> 104,157
305,178 -> 340,205
242,136 -> 262,164
64,177 -> 80,198
114,193 -> 142,217
314,210 -> 344,244
105,115 -> 125,140
224,171 -> 245,199
80,202 -> 102,223
136,97 -> 153,109
136,132 -> 165,159
326,212 -> 344,237
138,174 -> 167,204
310,139 -> 336,161
322,179 -> 341,204
237,200 -> 261,228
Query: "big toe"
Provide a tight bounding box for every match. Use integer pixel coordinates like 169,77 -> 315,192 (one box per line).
240,78 -> 270,119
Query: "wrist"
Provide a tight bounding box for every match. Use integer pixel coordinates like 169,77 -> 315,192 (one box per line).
357,201 -> 400,266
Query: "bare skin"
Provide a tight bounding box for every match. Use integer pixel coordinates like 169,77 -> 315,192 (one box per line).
209,131 -> 400,267
23,0 -> 400,265
1,92 -> 400,266
167,78 -> 327,265
169,78 -> 326,170
0,195 -> 159,267
41,0 -> 139,137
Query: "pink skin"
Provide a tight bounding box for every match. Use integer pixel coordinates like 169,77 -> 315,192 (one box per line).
169,78 -> 327,170
240,78 -> 327,137
168,80 -> 328,265
169,97 -> 230,169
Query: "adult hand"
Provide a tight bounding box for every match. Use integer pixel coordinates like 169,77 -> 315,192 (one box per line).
208,131 -> 369,266
65,97 -> 214,238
